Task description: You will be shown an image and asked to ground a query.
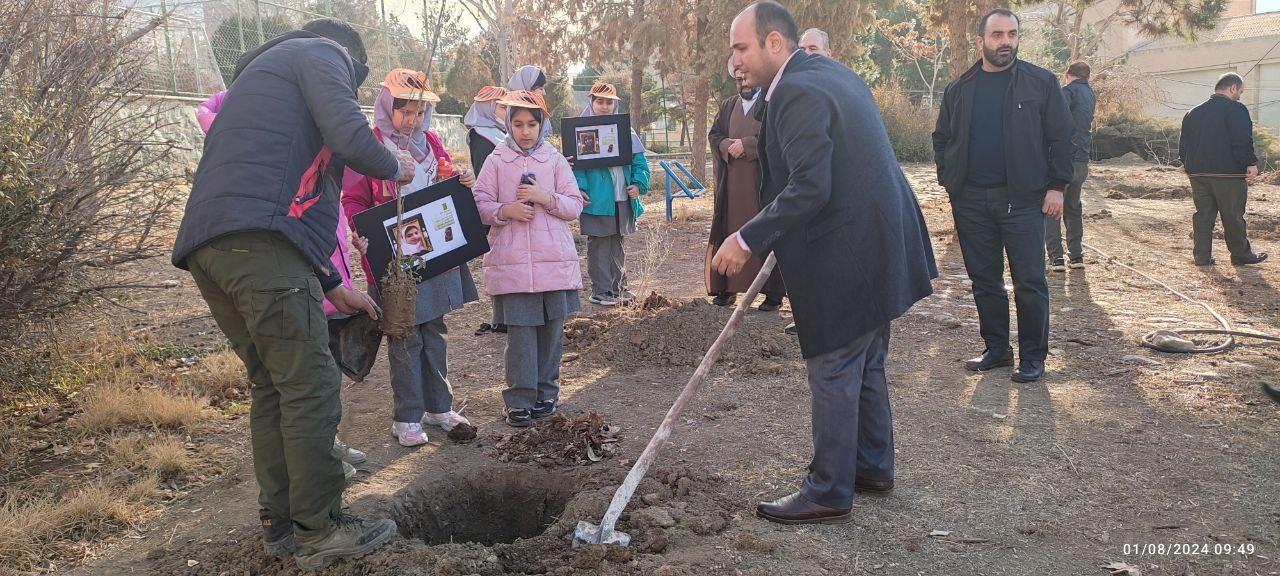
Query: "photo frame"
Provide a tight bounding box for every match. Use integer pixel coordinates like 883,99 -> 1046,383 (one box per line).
560,113 -> 633,170
351,176 -> 489,286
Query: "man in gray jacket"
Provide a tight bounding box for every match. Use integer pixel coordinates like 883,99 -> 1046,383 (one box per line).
172,19 -> 412,572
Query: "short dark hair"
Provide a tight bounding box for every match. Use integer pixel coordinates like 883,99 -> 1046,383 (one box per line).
1215,72 -> 1243,91
977,9 -> 1020,37
1066,61 -> 1091,81
301,18 -> 367,65
752,1 -> 799,49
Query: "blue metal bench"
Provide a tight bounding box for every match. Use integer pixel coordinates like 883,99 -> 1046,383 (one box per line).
659,160 -> 705,221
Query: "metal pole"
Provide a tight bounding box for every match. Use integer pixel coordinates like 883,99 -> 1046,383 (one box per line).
381,0 -> 393,73
160,0 -> 177,93
234,0 -> 245,54
254,0 -> 265,46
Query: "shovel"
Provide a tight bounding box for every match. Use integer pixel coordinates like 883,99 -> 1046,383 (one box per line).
573,253 -> 779,547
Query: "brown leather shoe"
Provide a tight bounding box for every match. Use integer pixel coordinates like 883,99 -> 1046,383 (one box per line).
854,477 -> 894,495
755,492 -> 851,525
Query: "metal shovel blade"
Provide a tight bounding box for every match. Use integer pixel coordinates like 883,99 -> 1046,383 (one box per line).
571,521 -> 631,547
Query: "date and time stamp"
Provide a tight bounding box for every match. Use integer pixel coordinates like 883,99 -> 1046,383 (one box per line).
1120,542 -> 1260,557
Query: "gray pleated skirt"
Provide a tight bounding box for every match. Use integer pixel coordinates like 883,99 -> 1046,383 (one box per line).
492,289 -> 582,327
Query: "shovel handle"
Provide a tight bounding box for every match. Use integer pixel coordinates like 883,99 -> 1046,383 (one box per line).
592,252 -> 779,541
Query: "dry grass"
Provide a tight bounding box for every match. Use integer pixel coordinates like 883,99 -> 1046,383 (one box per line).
142,436 -> 193,480
181,349 -> 247,398
0,478 -> 155,571
74,375 -> 206,434
104,433 -> 149,470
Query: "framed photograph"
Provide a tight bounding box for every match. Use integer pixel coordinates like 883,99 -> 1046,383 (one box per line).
561,113 -> 632,170
351,176 -> 489,286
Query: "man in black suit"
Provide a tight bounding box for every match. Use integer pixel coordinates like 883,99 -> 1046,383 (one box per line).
714,1 -> 937,525
932,9 -> 1073,383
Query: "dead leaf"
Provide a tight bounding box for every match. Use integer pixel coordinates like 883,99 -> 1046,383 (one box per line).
1102,561 -> 1140,575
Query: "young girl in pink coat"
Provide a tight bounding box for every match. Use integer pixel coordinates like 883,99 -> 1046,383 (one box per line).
472,90 -> 584,427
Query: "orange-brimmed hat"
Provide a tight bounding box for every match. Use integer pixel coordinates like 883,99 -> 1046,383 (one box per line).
381,68 -> 440,102
473,85 -> 508,102
589,81 -> 621,101
498,89 -> 549,114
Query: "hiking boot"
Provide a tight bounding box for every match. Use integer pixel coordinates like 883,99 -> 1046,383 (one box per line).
293,515 -> 397,572
331,438 -> 366,465
589,293 -> 620,307
391,422 -> 428,447
531,399 -> 557,420
342,461 -> 357,481
1048,258 -> 1066,272
1068,257 -> 1085,270
505,408 -> 533,428
261,517 -> 295,557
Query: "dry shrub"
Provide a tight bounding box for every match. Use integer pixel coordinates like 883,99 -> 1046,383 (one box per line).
872,80 -> 935,163
143,436 -> 193,480
104,433 -> 149,470
74,377 -> 206,434
626,217 -> 675,316
0,480 -> 152,570
182,350 -> 247,398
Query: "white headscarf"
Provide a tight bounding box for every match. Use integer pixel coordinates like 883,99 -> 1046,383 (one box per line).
464,100 -> 506,146
374,86 -> 433,163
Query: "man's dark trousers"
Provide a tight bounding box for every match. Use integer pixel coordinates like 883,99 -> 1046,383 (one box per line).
1046,161 -> 1088,261
1190,176 -> 1252,263
952,187 -> 1050,363
799,323 -> 893,510
186,231 -> 344,540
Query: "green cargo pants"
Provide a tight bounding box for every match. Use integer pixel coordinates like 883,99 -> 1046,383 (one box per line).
187,231 -> 344,540
1190,176 -> 1253,263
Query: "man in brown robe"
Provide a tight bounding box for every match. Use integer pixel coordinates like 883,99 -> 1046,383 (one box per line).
706,66 -> 786,311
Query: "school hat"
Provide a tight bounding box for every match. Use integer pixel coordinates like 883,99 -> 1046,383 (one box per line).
589,81 -> 621,100
473,85 -> 508,102
498,89 -> 549,114
381,68 -> 440,102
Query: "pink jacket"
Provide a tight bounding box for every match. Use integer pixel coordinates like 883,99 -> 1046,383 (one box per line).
196,89 -> 354,315
196,91 -> 225,134
341,128 -> 452,287
473,143 -> 584,296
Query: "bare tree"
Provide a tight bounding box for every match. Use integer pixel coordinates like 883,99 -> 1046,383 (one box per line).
0,0 -> 182,334
456,0 -> 519,81
877,1 -> 949,109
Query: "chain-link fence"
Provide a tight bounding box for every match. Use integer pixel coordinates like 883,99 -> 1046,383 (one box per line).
131,0 -> 431,106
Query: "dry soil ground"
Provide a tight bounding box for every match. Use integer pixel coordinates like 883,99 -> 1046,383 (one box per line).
16,160 -> 1280,575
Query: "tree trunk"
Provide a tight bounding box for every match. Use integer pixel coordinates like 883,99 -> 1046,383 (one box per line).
629,0 -> 646,125
945,11 -> 970,80
689,12 -> 709,182
1069,4 -> 1084,63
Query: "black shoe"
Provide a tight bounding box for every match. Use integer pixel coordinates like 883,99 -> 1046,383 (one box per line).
711,293 -> 737,307
475,323 -> 494,336
531,399 -> 557,420
1231,252 -> 1268,265
1068,257 -> 1085,270
261,517 -> 296,557
1048,258 -> 1066,272
758,297 -> 783,312
505,408 -> 532,428
494,323 -> 508,334
1263,382 -> 1280,404
1194,257 -> 1216,266
964,348 -> 1014,372
784,323 -> 798,336
755,492 -> 851,525
854,477 -> 894,495
1011,361 -> 1045,383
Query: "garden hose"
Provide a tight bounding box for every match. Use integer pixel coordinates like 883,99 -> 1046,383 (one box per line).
1081,242 -> 1280,353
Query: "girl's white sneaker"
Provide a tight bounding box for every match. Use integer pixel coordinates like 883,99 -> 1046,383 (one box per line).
423,411 -> 471,432
391,422 -> 428,447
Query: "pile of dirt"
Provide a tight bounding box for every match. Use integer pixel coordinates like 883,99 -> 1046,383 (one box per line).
1104,181 -> 1189,200
489,411 -> 621,467
565,298 -> 800,374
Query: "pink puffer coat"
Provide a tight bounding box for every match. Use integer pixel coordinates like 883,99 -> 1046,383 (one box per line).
472,143 -> 584,295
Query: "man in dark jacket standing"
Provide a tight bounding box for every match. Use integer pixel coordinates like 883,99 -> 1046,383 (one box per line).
1179,73 -> 1267,266
1047,61 -> 1095,271
716,1 -> 937,525
171,19 -> 413,571
932,9 -> 1073,383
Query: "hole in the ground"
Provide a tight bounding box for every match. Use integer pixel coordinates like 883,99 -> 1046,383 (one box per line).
390,467 -> 575,546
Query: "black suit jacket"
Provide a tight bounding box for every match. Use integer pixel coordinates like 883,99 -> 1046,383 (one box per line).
740,52 -> 938,359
